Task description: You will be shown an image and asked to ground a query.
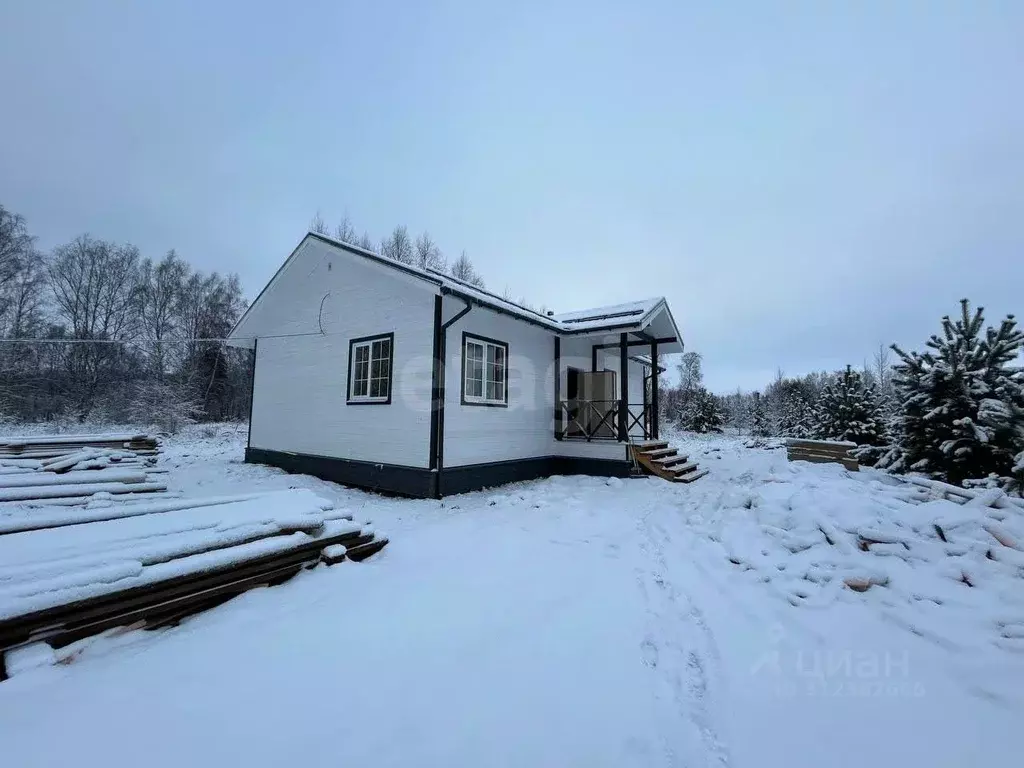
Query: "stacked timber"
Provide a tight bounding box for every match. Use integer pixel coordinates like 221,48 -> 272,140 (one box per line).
0,433 -> 158,462
786,439 -> 859,471
0,489 -> 388,680
0,433 -> 164,506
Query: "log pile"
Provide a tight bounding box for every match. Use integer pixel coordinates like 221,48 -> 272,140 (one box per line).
786,438 -> 859,471
0,489 -> 388,680
0,433 -> 158,461
0,433 -> 164,506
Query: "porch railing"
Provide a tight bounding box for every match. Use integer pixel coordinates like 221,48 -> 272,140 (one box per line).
557,400 -> 652,441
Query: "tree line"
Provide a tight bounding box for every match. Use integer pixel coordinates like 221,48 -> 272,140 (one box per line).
0,203 -> 249,430
663,300 -> 1024,494
310,212 -> 486,288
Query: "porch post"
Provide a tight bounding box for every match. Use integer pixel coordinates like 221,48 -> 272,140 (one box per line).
553,336 -> 561,440
618,332 -> 628,441
650,341 -> 659,440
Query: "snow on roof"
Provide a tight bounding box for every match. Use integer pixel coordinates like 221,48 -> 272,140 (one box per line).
232,232 -> 680,341
552,298 -> 662,325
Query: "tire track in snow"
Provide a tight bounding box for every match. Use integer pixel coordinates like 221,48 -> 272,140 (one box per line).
634,504 -> 731,768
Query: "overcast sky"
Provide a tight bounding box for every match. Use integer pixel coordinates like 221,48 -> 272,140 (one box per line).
2,1 -> 1021,392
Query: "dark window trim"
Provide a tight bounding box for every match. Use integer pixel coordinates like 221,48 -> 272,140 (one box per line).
346,332 -> 395,405
460,331 -> 509,407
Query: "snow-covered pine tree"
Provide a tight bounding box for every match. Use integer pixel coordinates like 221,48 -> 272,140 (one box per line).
679,387 -> 725,433
886,299 -> 1024,488
811,366 -> 887,450
749,392 -> 770,437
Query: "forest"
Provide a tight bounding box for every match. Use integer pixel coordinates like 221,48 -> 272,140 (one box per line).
662,301 -> 1024,494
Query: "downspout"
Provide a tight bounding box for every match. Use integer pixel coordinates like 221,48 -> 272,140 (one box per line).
431,290 -> 473,498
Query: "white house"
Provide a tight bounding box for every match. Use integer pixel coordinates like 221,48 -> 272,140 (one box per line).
227,232 -> 696,497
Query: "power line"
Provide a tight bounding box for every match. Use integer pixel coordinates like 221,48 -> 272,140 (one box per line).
0,331 -> 326,345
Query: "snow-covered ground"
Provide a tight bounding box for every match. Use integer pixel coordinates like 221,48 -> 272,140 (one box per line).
1,424 -> 1022,768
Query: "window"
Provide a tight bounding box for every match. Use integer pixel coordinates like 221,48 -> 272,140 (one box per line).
462,332 -> 508,406
347,333 -> 393,404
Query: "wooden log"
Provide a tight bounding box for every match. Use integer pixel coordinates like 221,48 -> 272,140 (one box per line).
0,481 -> 167,503
0,527 -> 369,653
0,493 -> 266,535
0,469 -> 148,490
345,537 -> 389,562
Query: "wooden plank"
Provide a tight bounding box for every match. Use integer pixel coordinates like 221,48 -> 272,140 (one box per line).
0,528 -> 369,642
785,438 -> 856,450
0,481 -> 166,503
673,469 -> 709,483
345,537 -> 389,562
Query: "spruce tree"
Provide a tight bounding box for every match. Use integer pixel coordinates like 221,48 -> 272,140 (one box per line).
680,388 -> 725,433
812,365 -> 887,447
887,299 -> 1024,487
749,393 -> 771,437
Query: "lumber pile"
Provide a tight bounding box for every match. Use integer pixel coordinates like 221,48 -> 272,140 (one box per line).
0,433 -> 158,461
0,489 -> 388,680
0,433 -> 164,506
786,438 -> 859,471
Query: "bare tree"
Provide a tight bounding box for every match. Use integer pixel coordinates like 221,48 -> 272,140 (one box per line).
137,250 -> 188,376
414,231 -> 446,271
873,343 -> 893,396
334,216 -> 357,244
678,352 -> 703,392
450,250 -> 485,287
355,232 -> 374,251
49,236 -> 140,340
309,211 -> 328,235
380,225 -> 414,264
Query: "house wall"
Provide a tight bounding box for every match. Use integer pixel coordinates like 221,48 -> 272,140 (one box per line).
249,240 -> 436,468
441,298 -> 556,467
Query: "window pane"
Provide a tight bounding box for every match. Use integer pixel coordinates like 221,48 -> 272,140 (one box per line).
351,339 -> 391,400
486,380 -> 498,400
469,378 -> 483,397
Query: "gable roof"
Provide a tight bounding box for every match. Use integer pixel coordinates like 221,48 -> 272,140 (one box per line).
228,232 -> 684,347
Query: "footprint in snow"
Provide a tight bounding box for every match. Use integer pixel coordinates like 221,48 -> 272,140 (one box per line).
640,637 -> 660,668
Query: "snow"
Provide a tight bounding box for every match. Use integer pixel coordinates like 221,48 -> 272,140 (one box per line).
1,425 -> 1022,767
0,468 -> 148,489
0,488 -> 359,620
551,297 -> 662,324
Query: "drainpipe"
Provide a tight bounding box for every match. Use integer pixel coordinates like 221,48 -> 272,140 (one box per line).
431,290 -> 472,497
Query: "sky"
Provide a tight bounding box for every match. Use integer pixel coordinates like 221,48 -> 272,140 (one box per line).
2,0 -> 1022,393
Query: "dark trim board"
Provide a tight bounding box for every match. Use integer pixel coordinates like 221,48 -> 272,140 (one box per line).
245,448 -> 632,499
246,338 -> 258,449
246,448 -> 435,498
440,456 -> 633,496
428,296 -> 443,470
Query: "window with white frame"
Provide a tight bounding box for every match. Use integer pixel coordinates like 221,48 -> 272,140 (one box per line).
462,333 -> 508,406
348,333 -> 393,403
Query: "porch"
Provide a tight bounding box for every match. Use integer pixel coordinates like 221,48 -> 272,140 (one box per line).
552,315 -> 681,445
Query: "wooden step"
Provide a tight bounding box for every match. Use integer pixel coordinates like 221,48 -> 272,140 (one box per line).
672,468 -> 709,483
667,461 -> 698,477
642,447 -> 677,459
634,441 -> 668,452
652,454 -> 690,467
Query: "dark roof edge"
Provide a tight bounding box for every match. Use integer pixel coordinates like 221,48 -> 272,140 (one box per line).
229,232 -> 443,342
308,232 -> 444,287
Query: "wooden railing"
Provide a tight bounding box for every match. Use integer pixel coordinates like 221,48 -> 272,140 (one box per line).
558,400 -> 651,441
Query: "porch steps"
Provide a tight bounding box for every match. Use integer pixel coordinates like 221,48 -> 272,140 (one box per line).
630,441 -> 708,484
